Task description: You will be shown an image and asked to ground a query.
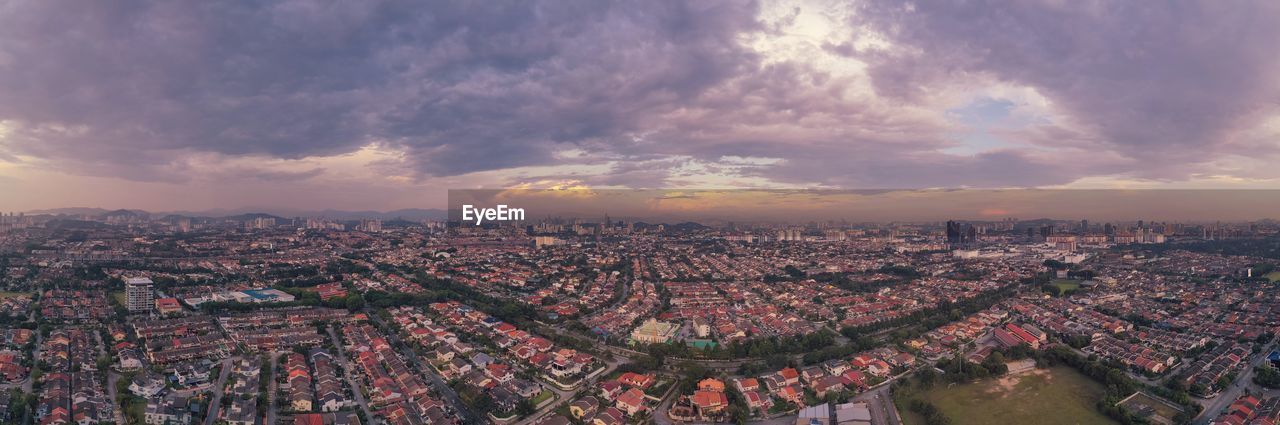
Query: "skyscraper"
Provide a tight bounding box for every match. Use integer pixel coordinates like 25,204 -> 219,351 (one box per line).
946,220 -> 977,247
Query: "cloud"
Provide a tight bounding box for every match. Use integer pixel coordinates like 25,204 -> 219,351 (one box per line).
851,0 -> 1280,179
2,0 -> 1280,212
0,0 -> 767,183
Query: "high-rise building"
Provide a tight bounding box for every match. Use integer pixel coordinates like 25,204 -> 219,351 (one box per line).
946,220 -> 977,247
125,277 -> 154,313
358,219 -> 382,232
946,220 -> 961,245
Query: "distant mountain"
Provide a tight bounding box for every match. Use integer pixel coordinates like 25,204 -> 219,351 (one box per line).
24,207 -> 447,221
220,213 -> 288,222
308,208 -> 447,220
25,207 -> 148,217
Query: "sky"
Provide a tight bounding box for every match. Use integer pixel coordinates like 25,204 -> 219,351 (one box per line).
2,0 -> 1280,214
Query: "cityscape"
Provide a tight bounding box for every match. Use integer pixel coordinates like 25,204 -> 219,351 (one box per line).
0,209 -> 1278,425
4,1 -> 1280,425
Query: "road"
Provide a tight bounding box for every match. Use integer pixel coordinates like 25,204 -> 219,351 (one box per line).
326,325 -> 376,422
106,371 -> 126,424
267,352 -> 280,425
24,331 -> 42,393
853,385 -> 902,425
368,311 -> 474,423
205,357 -> 234,425
1194,342 -> 1275,425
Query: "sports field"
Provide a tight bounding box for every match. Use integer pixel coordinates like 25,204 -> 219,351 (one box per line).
899,366 -> 1116,425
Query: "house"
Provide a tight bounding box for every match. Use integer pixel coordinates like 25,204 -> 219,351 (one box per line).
446,358 -> 472,377
172,363 -> 211,387
822,359 -> 851,376
470,352 -> 494,368
812,375 -> 846,398
599,380 -> 624,401
486,363 -> 514,383
144,393 -> 193,425
801,366 -> 826,383
569,396 -> 600,419
129,373 -> 166,398
551,356 -> 584,378
118,348 -> 144,371
615,388 -> 647,416
155,298 -> 183,315
507,379 -> 542,399
733,378 -> 760,393
691,390 -> 728,416
294,414 -> 326,425
762,374 -> 787,391
434,347 -> 456,362
225,397 -> 257,425
697,378 -> 725,392
778,367 -> 800,385
744,390 -> 773,413
491,387 -> 520,412
592,407 -> 625,425
841,370 -> 867,391
618,372 -> 655,389
865,360 -> 891,377
775,384 -> 803,405
891,352 -> 916,367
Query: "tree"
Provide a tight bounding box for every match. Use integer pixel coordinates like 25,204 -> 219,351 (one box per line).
345,294 -> 366,312
1255,365 -> 1280,389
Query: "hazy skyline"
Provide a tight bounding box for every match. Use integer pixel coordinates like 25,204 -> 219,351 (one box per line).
446,189 -> 1280,223
4,1 -> 1280,212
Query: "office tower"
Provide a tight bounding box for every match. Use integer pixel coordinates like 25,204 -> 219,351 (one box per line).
125,277 -> 154,313
946,220 -> 961,245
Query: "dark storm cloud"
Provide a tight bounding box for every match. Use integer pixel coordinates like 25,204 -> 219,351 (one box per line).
3,0 -> 1278,194
0,0 -> 762,180
851,1 -> 1280,175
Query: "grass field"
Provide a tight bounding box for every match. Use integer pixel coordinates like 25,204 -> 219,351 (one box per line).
1052,279 -> 1083,293
110,290 -> 126,306
1265,271 -> 1280,282
898,366 -> 1116,425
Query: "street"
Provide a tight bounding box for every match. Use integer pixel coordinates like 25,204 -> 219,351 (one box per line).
368,311 -> 474,423
326,325 -> 376,421
205,357 -> 234,425
852,385 -> 903,425
1194,342 -> 1276,425
266,352 -> 280,425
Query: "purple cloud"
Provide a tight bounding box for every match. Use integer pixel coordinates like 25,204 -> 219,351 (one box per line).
1,0 -> 1278,202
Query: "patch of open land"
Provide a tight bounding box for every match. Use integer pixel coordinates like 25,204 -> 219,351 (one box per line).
899,366 -> 1116,425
